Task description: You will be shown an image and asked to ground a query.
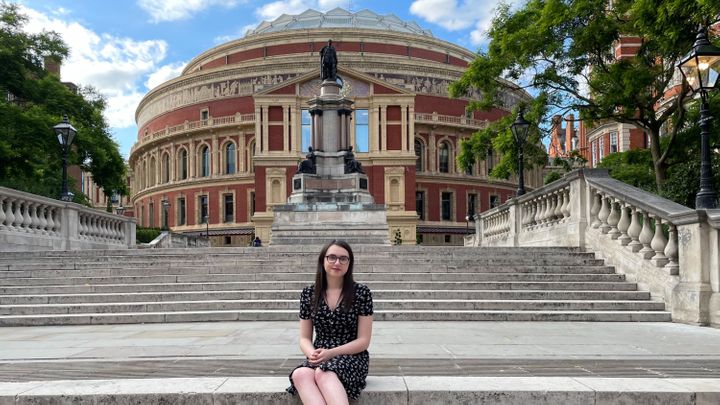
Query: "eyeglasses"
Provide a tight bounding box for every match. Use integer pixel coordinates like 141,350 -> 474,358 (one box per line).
325,254 -> 350,265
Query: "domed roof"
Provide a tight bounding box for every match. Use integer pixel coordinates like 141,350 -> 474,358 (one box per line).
245,8 -> 433,37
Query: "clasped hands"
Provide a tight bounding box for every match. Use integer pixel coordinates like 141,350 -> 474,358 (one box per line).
307,348 -> 335,365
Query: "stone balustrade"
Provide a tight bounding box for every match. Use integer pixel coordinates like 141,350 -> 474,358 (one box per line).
414,112 -> 489,129
0,186 -> 136,251
470,169 -> 720,327
130,113 -> 255,154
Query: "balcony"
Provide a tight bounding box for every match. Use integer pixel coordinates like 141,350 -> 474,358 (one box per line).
414,112 -> 489,130
131,113 -> 256,155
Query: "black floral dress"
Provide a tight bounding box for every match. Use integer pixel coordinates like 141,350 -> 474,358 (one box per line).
287,283 -> 374,400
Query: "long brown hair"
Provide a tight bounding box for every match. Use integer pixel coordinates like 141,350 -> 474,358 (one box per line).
311,240 -> 355,313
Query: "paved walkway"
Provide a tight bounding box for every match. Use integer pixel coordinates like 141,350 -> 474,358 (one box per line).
2,321 -> 720,381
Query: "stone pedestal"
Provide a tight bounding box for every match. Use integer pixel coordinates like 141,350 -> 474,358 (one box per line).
271,203 -> 389,245
270,78 -> 389,246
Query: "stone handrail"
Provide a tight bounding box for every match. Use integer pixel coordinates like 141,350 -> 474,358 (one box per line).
470,169 -> 720,327
144,231 -> 210,248
414,112 -> 489,129
131,113 -> 256,154
0,186 -> 136,251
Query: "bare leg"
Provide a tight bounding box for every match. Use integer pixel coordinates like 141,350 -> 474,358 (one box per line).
314,369 -> 349,405
292,367 -> 326,405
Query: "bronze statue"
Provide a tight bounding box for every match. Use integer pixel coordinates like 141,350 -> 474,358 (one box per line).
320,40 -> 337,81
297,147 -> 317,174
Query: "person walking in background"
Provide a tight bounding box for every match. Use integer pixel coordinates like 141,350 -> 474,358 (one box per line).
287,240 -> 374,404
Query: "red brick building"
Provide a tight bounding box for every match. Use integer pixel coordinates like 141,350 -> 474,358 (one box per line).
129,8 -> 540,245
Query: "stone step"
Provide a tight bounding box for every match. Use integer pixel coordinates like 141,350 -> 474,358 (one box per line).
0,280 -> 639,295
0,246 -> 589,258
0,376 -> 715,405
0,264 -> 616,275
0,256 -> 605,270
0,376 -> 717,405
0,309 -> 672,326
0,299 -> 666,315
0,272 -> 627,285
0,289 -> 653,305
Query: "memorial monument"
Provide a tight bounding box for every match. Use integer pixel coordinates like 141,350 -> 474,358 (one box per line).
270,40 -> 390,245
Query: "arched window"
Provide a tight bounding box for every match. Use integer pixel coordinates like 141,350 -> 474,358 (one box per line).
141,160 -> 147,189
225,143 -> 236,174
149,157 -> 156,187
439,142 -> 450,173
414,139 -> 424,172
200,145 -> 210,177
178,149 -> 188,180
161,153 -> 170,183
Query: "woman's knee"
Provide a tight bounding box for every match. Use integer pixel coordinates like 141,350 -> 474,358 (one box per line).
292,367 -> 316,385
314,368 -> 339,384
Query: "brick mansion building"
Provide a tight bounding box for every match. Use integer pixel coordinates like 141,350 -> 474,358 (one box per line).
128,8 -> 541,246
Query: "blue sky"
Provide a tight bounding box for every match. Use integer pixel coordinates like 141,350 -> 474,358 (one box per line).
15,0 -> 516,159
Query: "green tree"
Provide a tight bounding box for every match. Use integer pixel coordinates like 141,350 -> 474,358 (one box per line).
450,0 -> 720,192
0,2 -> 127,200
596,149 -> 655,191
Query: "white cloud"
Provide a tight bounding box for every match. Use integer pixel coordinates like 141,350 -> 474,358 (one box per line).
21,6 -> 168,129
137,0 -> 242,23
256,0 -> 349,20
145,62 -> 186,90
409,0 -> 521,46
18,5 -> 187,157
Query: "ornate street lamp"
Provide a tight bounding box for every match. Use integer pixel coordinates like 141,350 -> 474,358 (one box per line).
115,204 -> 125,216
510,110 -> 531,196
53,115 -> 77,202
678,26 -> 720,209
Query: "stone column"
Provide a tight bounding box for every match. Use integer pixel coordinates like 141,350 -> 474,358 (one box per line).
380,106 -> 387,151
212,134 -> 219,175
262,107 -> 270,154
283,105 -> 290,151
428,130 -> 436,173
672,211 -> 714,325
401,105 -> 408,151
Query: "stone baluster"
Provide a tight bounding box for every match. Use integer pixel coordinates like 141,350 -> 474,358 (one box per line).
534,198 -> 543,225
545,194 -> 555,223
0,196 -> 6,229
46,207 -> 57,234
664,224 -> 679,275
597,194 -> 611,234
590,190 -> 601,228
28,202 -> 40,233
650,215 -> 668,267
616,202 -> 631,246
553,190 -> 563,221
638,210 -> 655,259
4,198 -> 15,229
21,201 -> 32,232
561,189 -> 571,219
12,198 -> 23,230
626,207 -> 643,252
37,204 -> 48,234
524,203 -> 534,227
606,199 -> 621,239
90,217 -> 98,238
77,215 -> 85,237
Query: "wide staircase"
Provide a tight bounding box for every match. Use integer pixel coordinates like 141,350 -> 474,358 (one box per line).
0,246 -> 670,326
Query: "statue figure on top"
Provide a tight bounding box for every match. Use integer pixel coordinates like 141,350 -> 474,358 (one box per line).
320,39 -> 337,81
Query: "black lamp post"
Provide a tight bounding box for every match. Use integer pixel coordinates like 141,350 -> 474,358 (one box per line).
115,204 -> 125,216
53,115 -> 77,202
510,110 -> 531,197
203,215 -> 209,239
161,199 -> 170,230
678,26 -> 720,209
